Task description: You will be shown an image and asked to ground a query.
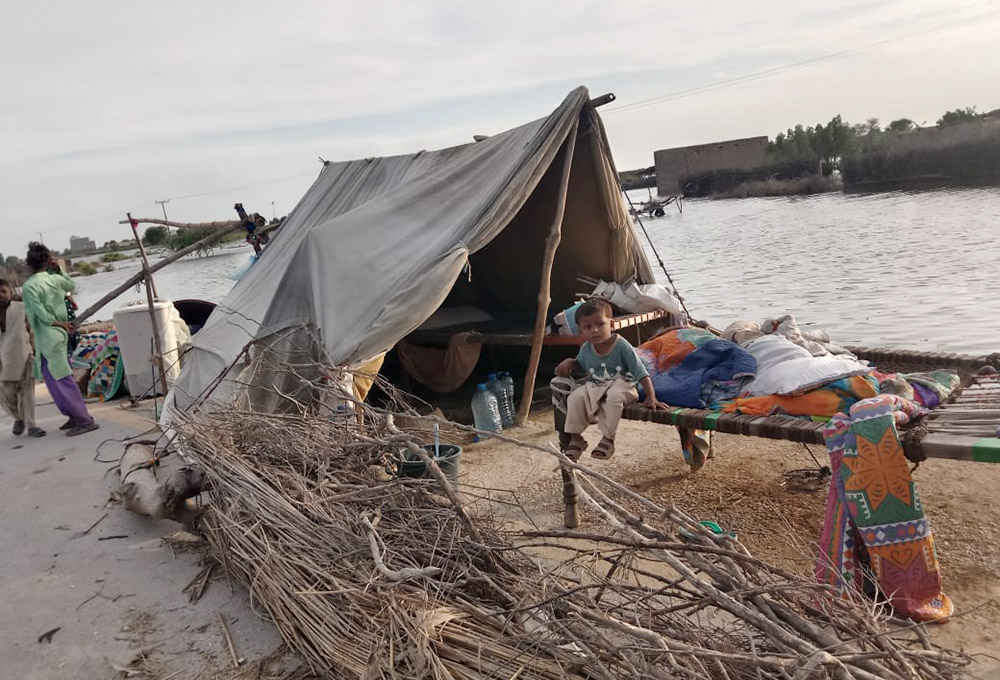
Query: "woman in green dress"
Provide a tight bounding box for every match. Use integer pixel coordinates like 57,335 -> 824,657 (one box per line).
21,242 -> 98,436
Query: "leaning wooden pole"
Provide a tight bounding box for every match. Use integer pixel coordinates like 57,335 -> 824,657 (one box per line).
126,213 -> 158,297
127,213 -> 170,398
514,120 -> 578,426
117,217 -> 242,231
75,219 -> 244,325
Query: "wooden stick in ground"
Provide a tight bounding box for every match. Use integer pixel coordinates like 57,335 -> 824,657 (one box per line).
75,219 -> 244,324
127,214 -> 170,396
515,119 -> 579,426
140,268 -> 169,397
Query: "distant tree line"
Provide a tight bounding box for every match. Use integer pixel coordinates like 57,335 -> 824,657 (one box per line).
619,166 -> 657,191
768,106 -> 986,174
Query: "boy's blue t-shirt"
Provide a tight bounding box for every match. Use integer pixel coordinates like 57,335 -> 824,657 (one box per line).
576,335 -> 649,385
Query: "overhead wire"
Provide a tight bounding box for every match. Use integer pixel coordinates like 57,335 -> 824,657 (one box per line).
166,171 -> 318,202
604,8 -> 1000,115
39,170 -> 318,237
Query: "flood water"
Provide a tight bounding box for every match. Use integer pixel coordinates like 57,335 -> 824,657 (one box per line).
71,245 -> 250,316
630,188 -> 1000,354
72,189 -> 1000,355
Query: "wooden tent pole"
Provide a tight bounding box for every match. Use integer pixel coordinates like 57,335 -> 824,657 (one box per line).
515,120 -> 579,426
75,219 -> 244,325
127,213 -> 170,397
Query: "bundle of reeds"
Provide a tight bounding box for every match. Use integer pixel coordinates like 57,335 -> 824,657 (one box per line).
172,406 -> 972,680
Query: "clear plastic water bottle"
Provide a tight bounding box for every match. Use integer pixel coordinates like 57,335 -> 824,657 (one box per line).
487,373 -> 512,428
500,372 -> 516,425
471,383 -> 502,439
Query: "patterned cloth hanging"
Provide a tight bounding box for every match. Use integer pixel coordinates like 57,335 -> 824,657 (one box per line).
70,328 -> 125,401
816,395 -> 953,622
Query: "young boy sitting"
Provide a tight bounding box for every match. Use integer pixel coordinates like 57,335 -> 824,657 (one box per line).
0,279 -> 45,437
554,298 -> 664,460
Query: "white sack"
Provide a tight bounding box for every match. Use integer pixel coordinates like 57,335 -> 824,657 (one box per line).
744,334 -> 871,396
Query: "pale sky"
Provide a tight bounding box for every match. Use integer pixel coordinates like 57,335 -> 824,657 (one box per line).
2,0 -> 998,252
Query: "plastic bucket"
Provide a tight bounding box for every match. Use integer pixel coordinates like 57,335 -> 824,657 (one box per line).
396,444 -> 462,488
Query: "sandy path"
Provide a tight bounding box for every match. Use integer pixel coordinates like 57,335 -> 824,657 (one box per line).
458,415 -> 1000,678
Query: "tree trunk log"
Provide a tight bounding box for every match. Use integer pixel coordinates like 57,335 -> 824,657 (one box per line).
118,444 -> 206,527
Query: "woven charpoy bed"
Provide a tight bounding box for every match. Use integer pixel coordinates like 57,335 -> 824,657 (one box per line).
617,345 -> 1000,463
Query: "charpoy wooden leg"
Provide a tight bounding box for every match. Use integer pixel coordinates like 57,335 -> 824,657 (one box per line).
561,464 -> 579,528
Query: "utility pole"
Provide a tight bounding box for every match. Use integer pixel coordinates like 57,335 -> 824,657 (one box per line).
155,199 -> 170,230
271,201 -> 276,221
37,231 -> 45,243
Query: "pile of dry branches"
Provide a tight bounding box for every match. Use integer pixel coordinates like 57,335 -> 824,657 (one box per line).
172,404 -> 972,680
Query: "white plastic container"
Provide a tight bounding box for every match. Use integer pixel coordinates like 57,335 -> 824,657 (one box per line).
113,299 -> 185,398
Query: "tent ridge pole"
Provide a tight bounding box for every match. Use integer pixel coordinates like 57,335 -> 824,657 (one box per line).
515,119 -> 579,426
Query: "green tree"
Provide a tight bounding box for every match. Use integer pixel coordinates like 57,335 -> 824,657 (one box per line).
142,226 -> 169,246
75,261 -> 98,276
768,114 -> 857,170
937,107 -> 979,128
887,118 -> 915,132
168,227 -> 219,256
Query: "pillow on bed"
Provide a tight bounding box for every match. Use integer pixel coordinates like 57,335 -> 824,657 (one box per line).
743,334 -> 871,396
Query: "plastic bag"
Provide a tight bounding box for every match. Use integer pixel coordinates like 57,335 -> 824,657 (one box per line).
591,280 -> 682,314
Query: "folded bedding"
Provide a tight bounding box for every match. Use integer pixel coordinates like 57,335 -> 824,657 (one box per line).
636,329 -> 756,408
633,327 -> 962,420
722,374 -> 879,417
742,334 -> 871,397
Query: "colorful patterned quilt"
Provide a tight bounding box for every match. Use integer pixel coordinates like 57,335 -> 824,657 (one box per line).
877,369 -> 962,410
70,329 -> 124,401
816,395 -> 952,622
722,369 -> 960,419
722,374 -> 880,417
636,329 -> 756,408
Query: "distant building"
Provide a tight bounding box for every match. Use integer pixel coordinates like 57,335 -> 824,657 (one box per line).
654,136 -> 769,195
69,235 -> 96,252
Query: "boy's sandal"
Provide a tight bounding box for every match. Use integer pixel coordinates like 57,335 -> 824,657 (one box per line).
564,436 -> 587,461
591,437 -> 615,460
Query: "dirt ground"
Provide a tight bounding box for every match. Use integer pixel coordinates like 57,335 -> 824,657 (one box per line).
457,414 -> 1000,678
3,391 -> 998,678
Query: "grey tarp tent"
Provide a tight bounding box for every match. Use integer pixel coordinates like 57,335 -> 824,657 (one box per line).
163,86 -> 655,419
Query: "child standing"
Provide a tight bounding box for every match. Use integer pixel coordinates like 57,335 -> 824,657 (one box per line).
554,299 -> 664,459
0,279 -> 45,437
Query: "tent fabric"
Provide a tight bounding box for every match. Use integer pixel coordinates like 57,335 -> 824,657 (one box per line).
164,87 -> 655,417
